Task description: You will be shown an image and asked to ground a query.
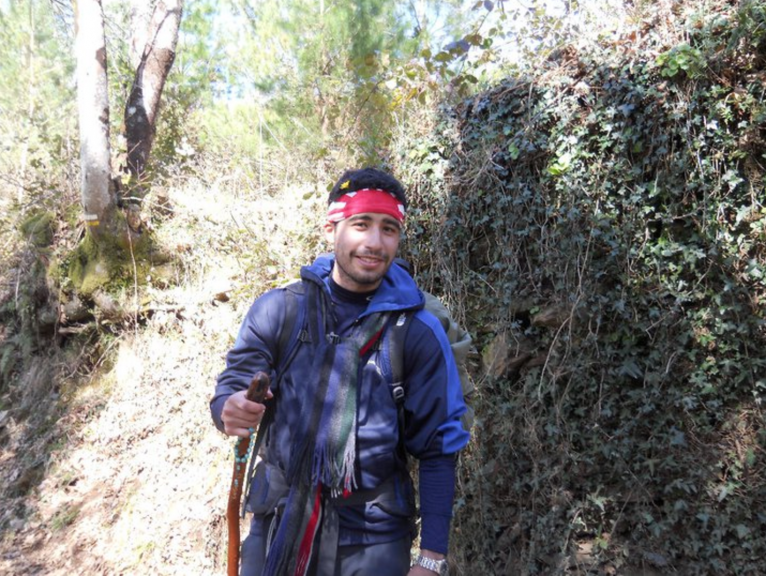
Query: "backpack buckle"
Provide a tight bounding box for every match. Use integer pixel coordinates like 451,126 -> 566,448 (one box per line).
391,383 -> 405,404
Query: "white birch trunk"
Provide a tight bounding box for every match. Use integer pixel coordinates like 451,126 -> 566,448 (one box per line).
129,0 -> 153,70
75,0 -> 115,238
125,0 -> 183,181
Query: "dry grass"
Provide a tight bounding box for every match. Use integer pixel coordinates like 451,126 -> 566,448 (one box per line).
0,163 -> 328,575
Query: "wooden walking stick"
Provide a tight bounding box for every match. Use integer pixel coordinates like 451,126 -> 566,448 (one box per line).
227,372 -> 270,576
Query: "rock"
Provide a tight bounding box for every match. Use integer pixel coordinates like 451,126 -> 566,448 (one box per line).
36,304 -> 59,332
643,551 -> 669,567
482,332 -> 537,378
61,294 -> 91,324
531,305 -> 570,329
482,333 -> 511,378
92,291 -> 125,321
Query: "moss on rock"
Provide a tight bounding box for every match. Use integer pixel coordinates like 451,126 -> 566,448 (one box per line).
68,234 -> 112,297
67,218 -> 158,299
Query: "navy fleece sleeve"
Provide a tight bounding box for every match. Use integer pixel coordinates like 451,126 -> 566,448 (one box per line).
419,455 -> 457,554
401,310 -> 469,555
401,311 -> 469,459
209,289 -> 285,432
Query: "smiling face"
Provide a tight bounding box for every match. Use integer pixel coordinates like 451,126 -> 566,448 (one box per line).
324,212 -> 401,292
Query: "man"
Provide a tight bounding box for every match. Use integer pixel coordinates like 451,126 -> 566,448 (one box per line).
210,168 -> 469,576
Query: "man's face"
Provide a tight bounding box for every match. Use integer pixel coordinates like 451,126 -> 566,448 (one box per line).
324,213 -> 401,292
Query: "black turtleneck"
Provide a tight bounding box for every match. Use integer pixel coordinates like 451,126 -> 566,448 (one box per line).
326,275 -> 377,334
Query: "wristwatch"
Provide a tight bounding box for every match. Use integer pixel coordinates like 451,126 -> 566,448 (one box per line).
413,554 -> 448,575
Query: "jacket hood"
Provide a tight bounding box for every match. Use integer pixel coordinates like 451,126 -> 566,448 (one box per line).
301,253 -> 425,316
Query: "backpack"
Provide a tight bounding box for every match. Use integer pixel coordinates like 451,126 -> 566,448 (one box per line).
387,292 -> 474,433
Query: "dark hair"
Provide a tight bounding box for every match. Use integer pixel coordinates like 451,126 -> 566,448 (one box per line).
328,168 -> 407,209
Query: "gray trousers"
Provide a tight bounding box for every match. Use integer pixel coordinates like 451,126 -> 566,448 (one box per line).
240,514 -> 412,576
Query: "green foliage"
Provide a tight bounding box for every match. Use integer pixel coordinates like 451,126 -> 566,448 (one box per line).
393,2 -> 766,573
0,0 -> 77,194
191,0 -> 624,180
150,0 -> 224,172
656,43 -> 705,78
220,0 -> 411,160
199,0 -> 488,170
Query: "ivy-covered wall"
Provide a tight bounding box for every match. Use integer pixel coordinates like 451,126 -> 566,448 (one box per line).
396,2 -> 766,574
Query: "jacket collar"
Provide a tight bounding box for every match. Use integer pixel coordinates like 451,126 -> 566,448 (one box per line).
301,254 -> 424,317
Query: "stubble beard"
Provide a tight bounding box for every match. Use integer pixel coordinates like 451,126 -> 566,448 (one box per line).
334,250 -> 391,290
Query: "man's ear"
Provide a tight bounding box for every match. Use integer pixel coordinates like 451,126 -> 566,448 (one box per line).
323,221 -> 336,244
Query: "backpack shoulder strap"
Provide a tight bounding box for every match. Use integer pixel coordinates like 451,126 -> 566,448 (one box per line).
390,293 -> 475,434
387,311 -> 414,463
276,280 -> 309,372
388,310 -> 413,406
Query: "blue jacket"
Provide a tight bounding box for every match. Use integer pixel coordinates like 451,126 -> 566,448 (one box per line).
211,255 -> 469,548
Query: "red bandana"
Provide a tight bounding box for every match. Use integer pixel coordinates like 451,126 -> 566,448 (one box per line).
327,188 -> 406,224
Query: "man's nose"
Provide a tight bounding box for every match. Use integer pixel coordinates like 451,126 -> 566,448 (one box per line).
363,226 -> 383,249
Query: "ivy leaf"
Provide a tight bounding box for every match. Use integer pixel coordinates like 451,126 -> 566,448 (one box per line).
718,483 -> 734,502
548,152 -> 573,175
618,360 -> 642,379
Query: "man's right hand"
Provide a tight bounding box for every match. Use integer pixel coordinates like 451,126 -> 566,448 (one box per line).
221,389 -> 273,437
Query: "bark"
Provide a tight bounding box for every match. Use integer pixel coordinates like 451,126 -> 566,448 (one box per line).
124,0 -> 183,184
75,0 -> 116,240
129,0 -> 153,69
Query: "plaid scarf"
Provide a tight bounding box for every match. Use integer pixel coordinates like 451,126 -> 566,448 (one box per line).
263,281 -> 390,576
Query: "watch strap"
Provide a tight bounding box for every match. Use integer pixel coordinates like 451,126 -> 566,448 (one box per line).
414,554 -> 447,575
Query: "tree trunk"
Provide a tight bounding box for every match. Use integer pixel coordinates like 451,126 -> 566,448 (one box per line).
129,0 -> 153,70
124,0 -> 183,185
74,0 -> 116,240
